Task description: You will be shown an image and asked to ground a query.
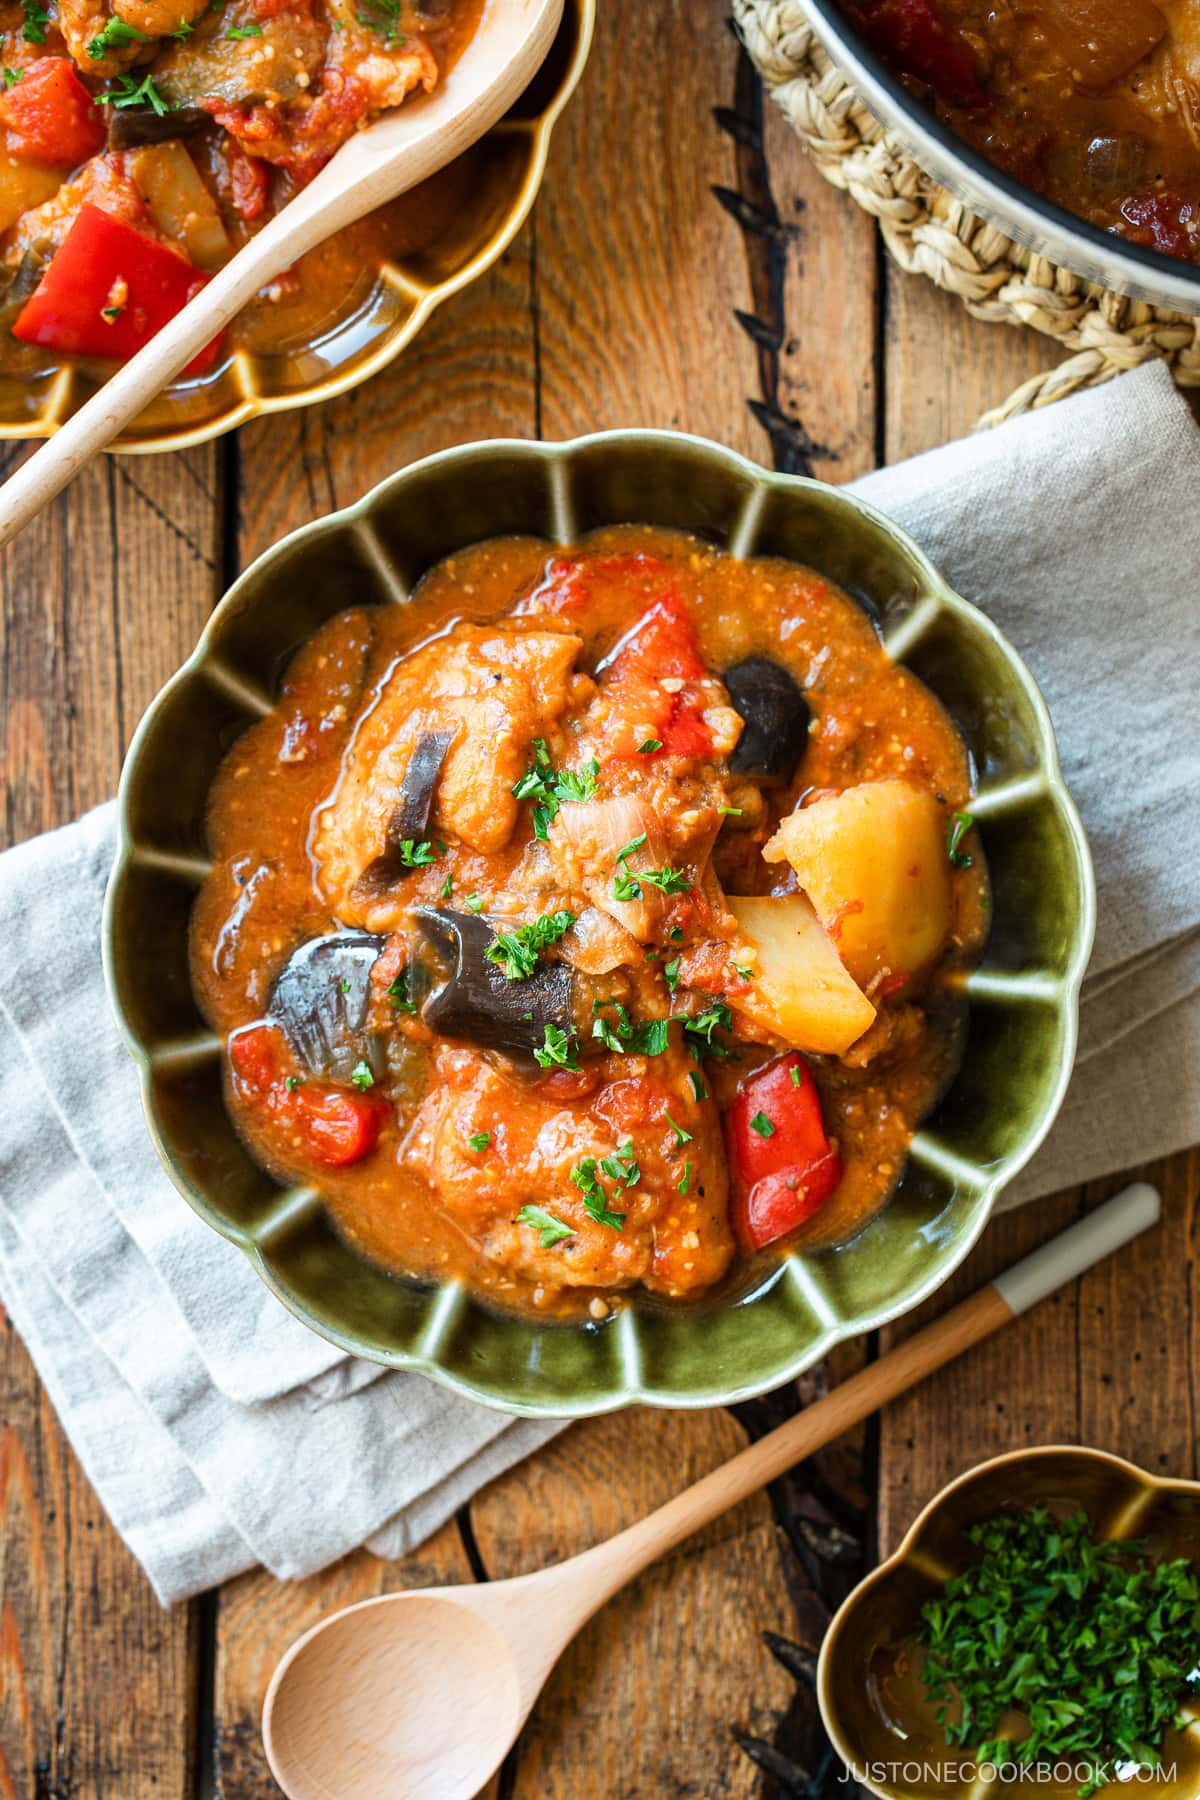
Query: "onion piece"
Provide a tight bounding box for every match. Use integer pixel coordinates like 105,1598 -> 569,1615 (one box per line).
128,142 -> 231,271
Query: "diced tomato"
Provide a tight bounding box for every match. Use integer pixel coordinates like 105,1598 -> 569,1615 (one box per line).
1119,191 -> 1198,260
12,204 -> 221,373
229,1023 -> 386,1169
226,142 -> 269,221
1,58 -> 106,169
252,0 -> 312,16
724,1051 -> 842,1251
599,590 -> 715,760
859,0 -> 982,107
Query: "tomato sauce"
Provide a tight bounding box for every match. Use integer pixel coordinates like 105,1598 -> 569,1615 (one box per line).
191,527 -> 990,1323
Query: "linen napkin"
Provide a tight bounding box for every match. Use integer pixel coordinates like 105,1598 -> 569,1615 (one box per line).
0,361 -> 1196,1608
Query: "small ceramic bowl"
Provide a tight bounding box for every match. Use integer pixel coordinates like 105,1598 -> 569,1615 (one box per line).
104,432 -> 1094,1415
0,2 -> 593,453
818,1446 -> 1200,1800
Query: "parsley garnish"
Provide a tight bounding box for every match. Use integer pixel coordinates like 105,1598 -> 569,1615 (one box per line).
682,999 -> 734,1060
789,1064 -> 803,1087
3,66 -> 21,85
21,0 -> 48,44
664,1110 -> 692,1146
749,1110 -> 774,1138
663,956 -> 681,993
394,838 -> 435,868
592,1015 -> 625,1053
689,1071 -> 707,1102
630,1017 -> 670,1056
677,1160 -> 693,1194
468,1131 -> 490,1152
485,909 -> 575,982
439,871 -> 453,899
610,831 -> 691,902
570,1156 -> 627,1230
669,926 -> 684,942
101,303 -> 123,323
533,1023 -> 580,1071
170,16 -> 195,34
512,739 -> 599,839
920,1507 -> 1200,1793
97,71 -> 171,115
636,738 -> 662,754
88,16 -> 149,55
226,20 -> 262,34
387,971 -> 416,1014
947,810 -> 974,868
598,1142 -> 640,1189
464,893 -> 485,914
517,1204 -> 573,1248
718,804 -> 742,816
350,1060 -> 374,1091
285,1074 -> 305,1092
355,0 -> 404,41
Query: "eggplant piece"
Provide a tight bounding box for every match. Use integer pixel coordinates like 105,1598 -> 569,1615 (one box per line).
0,239 -> 52,335
416,908 -> 575,1064
724,656 -> 811,782
107,106 -> 209,151
268,932 -> 387,1083
356,728 -> 454,898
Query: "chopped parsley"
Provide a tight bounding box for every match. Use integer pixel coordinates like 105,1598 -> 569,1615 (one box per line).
789,1063 -> 803,1087
97,70 -> 171,114
947,810 -> 974,868
689,1071 -> 707,1102
512,739 -> 599,839
21,0 -> 49,43
285,1074 -> 305,1092
350,1060 -> 374,1091
629,1016 -> 670,1056
718,804 -> 743,816
533,1022 -> 580,1071
485,909 -> 575,982
570,1156 -> 627,1231
610,832 -> 691,902
749,1110 -> 774,1138
677,1160 -> 693,1195
663,956 -> 681,993
439,871 -> 453,900
592,1014 -> 625,1053
467,1131 -> 490,1152
919,1507 -> 1200,1793
636,738 -> 662,754
517,1204 -> 573,1248
464,893 -> 486,914
355,0 -> 404,41
599,1142 -> 639,1189
387,970 -> 416,1014
393,838 -> 436,868
225,20 -> 262,34
170,16 -> 195,34
101,303 -> 123,323
339,978 -> 350,994
88,16 -> 149,55
682,999 -> 735,1060
731,962 -> 754,981
3,67 -> 21,85
664,1110 -> 692,1146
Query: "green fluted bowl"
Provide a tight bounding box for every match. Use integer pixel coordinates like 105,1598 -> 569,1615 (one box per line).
104,434 -> 1095,1416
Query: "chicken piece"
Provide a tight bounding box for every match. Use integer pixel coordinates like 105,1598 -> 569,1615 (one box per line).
154,0 -> 325,113
313,623 -> 581,926
198,16 -> 435,168
56,0 -> 209,72
402,1045 -> 734,1300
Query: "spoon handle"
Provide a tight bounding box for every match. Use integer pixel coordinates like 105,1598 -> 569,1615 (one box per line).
565,1183 -> 1161,1615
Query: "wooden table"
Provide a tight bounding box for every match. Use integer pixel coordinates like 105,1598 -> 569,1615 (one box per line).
1,5 -> 1195,1795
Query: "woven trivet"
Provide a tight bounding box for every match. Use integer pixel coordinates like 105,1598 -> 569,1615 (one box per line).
732,0 -> 1200,425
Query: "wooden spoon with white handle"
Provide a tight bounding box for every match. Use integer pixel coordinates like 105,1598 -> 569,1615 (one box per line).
0,0 -> 562,546
261,1182 -> 1161,1800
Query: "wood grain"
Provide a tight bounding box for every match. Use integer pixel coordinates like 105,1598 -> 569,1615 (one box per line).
0,443 -> 218,1797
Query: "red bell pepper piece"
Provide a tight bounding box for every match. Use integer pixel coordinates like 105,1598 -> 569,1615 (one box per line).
724,1051 -> 842,1250
601,590 -> 715,759
0,58 -> 106,168
229,1023 -> 386,1169
13,204 -> 221,373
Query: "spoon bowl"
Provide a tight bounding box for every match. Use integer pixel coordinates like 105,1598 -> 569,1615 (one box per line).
264,1590 -> 525,1800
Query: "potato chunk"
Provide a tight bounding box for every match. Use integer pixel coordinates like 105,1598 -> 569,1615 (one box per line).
763,779 -> 952,989
727,894 -> 876,1055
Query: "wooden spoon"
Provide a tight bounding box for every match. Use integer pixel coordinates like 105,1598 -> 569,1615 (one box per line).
0,0 -> 563,546
261,1181 -> 1160,1800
